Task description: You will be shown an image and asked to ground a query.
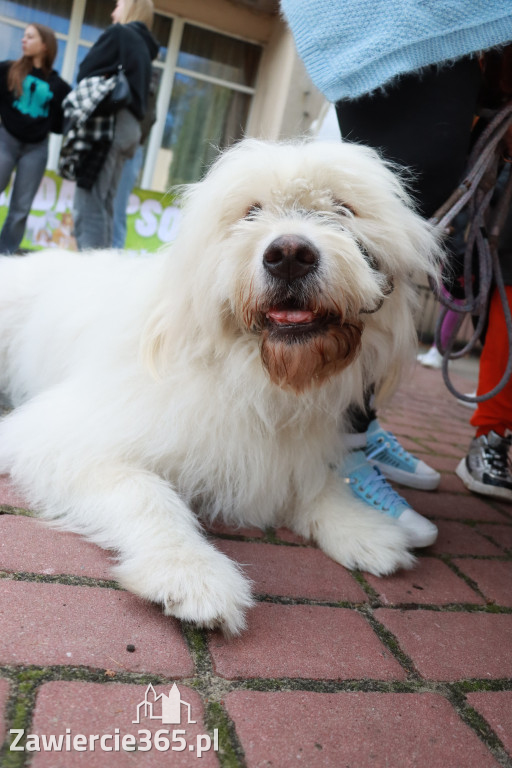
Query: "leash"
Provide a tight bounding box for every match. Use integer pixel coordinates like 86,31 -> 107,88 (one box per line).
427,101 -> 512,404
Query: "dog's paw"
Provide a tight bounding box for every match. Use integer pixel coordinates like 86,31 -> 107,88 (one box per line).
316,513 -> 416,577
114,546 -> 254,636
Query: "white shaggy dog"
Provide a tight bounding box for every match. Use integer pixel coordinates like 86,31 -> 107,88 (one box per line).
0,140 -> 441,635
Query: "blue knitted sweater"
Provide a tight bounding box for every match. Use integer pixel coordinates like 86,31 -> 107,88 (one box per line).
280,0 -> 512,101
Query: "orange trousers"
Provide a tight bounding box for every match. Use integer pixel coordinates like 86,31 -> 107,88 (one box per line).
470,285 -> 512,437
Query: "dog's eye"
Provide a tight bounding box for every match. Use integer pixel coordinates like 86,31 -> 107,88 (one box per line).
244,203 -> 262,219
333,199 -> 357,217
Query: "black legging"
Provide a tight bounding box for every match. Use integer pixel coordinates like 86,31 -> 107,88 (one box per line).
336,57 -> 482,217
337,57 -> 482,433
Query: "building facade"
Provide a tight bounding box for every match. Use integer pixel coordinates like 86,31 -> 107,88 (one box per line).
0,0 -> 324,190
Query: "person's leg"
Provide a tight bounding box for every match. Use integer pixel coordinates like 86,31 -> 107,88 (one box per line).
345,394 -> 376,446
418,264 -> 468,368
73,182 -> 108,251
74,111 -> 141,251
340,398 -> 440,545
417,343 -> 444,368
335,57 -> 482,217
470,286 -> 512,437
0,125 -> 19,196
338,449 -> 439,548
456,286 -> 512,500
344,387 -> 440,493
439,308 -> 463,350
0,135 -> 48,254
336,59 -> 479,508
104,110 -> 141,248
112,144 -> 143,248
418,305 -> 464,368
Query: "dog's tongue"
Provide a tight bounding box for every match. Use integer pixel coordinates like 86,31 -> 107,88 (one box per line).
267,308 -> 315,324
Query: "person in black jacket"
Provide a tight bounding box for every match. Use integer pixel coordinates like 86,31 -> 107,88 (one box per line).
73,0 -> 159,250
0,24 -> 70,254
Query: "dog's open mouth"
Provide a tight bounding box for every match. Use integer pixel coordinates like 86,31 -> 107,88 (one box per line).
264,303 -> 340,339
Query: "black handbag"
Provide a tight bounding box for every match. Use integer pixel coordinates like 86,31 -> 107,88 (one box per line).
93,67 -> 132,116
94,26 -> 132,116
109,65 -> 132,111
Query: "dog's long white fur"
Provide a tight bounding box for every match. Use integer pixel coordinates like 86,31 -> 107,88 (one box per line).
0,140 -> 442,634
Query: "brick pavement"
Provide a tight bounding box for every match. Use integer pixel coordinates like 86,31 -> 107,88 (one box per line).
0,356 -> 511,767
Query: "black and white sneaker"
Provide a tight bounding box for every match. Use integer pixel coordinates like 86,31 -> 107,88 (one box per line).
456,431 -> 512,502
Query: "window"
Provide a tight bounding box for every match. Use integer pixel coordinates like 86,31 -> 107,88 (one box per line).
0,0 -> 69,71
0,0 -> 69,33
151,22 -> 261,190
162,73 -> 253,186
178,24 -> 260,87
80,0 -> 112,43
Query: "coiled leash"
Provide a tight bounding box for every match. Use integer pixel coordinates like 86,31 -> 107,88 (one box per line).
428,100 -> 512,404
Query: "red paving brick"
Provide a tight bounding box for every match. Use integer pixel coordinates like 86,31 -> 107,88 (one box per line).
399,489 -> 507,522
2,362 -> 510,766
475,523 -> 512,552
365,557 -> 483,605
416,440 -> 464,459
0,474 -> 29,508
0,580 -> 193,676
408,454 -> 460,474
29,682 -> 218,767
273,527 -> 309,544
214,540 -> 367,602
225,691 -> 500,767
375,609 -> 512,680
430,521 -> 503,556
467,691 -> 512,756
493,501 -> 512,520
436,472 -> 477,493
209,604 -> 405,680
0,515 -> 113,580
204,520 -> 264,538
453,559 -> 512,607
0,678 -> 10,745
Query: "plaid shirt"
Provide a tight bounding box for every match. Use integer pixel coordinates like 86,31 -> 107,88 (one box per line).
58,75 -> 116,189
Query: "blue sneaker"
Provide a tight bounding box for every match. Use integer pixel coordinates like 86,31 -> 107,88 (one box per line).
341,450 -> 438,548
365,419 -> 440,491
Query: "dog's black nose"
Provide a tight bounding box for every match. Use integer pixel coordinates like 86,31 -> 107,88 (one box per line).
263,235 -> 319,281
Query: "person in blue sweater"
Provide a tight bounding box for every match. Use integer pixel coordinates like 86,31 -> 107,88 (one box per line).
0,24 -> 70,254
280,0 -> 512,545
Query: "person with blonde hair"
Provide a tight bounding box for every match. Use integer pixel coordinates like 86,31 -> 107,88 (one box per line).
0,24 -> 70,253
72,0 -> 158,250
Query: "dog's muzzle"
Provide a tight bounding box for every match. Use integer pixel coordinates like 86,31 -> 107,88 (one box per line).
263,235 -> 319,282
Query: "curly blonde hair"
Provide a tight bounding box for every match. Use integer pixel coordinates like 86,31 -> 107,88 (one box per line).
120,0 -> 154,29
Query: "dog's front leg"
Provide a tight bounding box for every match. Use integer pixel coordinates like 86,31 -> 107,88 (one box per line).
85,469 -> 254,635
0,397 -> 252,634
11,465 -> 252,634
291,472 -> 416,576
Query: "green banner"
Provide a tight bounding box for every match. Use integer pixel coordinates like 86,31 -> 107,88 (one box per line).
0,170 -> 180,252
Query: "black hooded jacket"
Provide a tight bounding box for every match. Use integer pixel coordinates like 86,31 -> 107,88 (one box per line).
0,63 -> 70,141
77,22 -> 159,120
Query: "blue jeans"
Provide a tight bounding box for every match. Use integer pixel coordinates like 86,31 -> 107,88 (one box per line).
0,124 -> 48,254
112,144 -> 143,248
73,109 -> 141,250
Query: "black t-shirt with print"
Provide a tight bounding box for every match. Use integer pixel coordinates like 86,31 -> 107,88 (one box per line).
0,62 -> 71,143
